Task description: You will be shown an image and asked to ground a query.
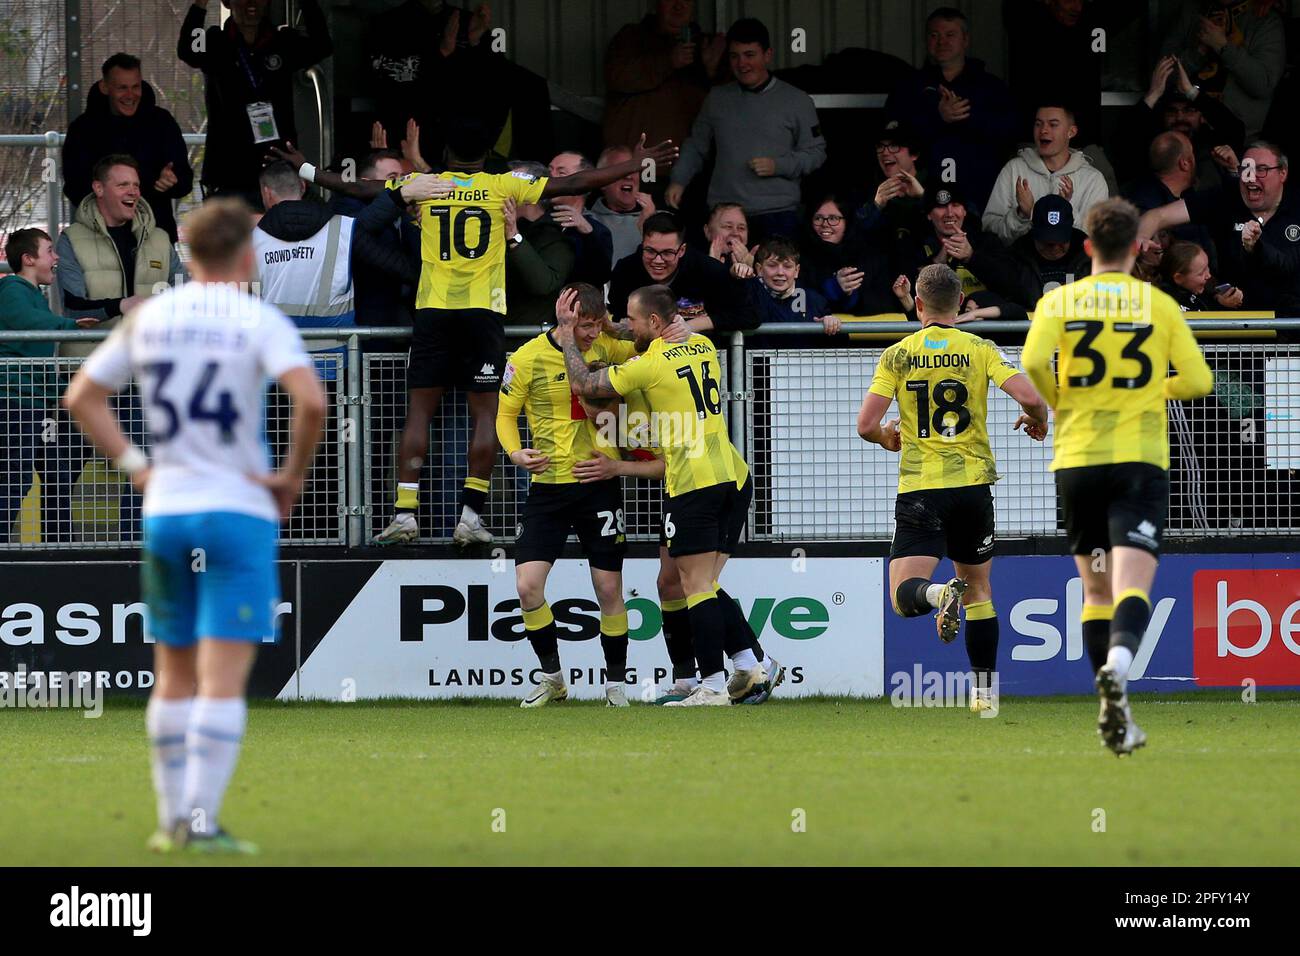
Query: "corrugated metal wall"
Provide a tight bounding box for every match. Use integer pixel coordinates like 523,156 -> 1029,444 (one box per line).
340,0 -> 1021,98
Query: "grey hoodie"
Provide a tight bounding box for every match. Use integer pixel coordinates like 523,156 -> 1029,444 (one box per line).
982,146 -> 1110,244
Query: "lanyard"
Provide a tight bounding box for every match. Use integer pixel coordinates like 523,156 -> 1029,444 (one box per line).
236,43 -> 264,97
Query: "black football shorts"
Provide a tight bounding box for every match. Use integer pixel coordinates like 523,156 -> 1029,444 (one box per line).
1056,462 -> 1169,558
514,479 -> 625,571
890,483 -> 996,565
408,307 -> 504,392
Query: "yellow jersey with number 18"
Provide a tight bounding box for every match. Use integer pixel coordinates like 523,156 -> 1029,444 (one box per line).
607,334 -> 739,497
387,169 -> 547,313
868,325 -> 1021,494
1023,272 -> 1213,471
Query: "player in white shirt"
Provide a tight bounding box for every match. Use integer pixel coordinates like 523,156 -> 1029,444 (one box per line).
63,199 -> 326,855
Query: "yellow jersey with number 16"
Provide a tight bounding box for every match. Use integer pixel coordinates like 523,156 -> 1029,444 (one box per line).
868,325 -> 1021,494
607,334 -> 739,497
387,169 -> 547,313
1023,272 -> 1213,471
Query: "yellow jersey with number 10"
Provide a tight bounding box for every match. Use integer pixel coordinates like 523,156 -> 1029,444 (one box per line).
607,334 -> 740,497
387,169 -> 547,313
868,325 -> 1021,494
1023,272 -> 1213,471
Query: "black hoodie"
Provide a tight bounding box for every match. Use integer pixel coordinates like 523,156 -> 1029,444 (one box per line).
62,81 -> 194,242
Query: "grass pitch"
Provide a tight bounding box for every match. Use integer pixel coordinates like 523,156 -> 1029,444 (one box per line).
5,694 -> 1299,866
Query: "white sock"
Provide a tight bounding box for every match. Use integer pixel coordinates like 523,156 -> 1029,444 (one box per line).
702,671 -> 726,693
761,655 -> 776,673
182,697 -> 247,836
460,505 -> 480,525
1106,646 -> 1134,682
145,696 -> 192,831
676,677 -> 700,690
545,670 -> 564,684
605,680 -> 622,690
925,583 -> 946,607
731,648 -> 759,670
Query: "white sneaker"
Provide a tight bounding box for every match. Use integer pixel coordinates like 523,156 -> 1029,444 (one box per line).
373,512 -> 418,545
1096,665 -> 1146,756
604,684 -> 629,707
453,515 -> 493,546
726,666 -> 767,701
521,673 -> 567,708
654,680 -> 698,705
664,685 -> 731,707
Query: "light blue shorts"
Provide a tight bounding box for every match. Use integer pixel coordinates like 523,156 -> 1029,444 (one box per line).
142,511 -> 280,647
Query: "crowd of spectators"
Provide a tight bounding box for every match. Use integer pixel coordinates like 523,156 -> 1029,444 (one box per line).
1,0 -> 1297,541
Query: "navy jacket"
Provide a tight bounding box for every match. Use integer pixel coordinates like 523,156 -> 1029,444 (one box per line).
885,58 -> 1018,210
608,247 -> 758,333
328,193 -> 420,345
62,82 -> 193,242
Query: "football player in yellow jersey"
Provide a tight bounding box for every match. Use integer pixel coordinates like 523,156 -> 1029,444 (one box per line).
282,119 -> 678,547
1023,198 -> 1212,755
858,264 -> 1049,712
497,282 -> 685,708
558,284 -> 775,707
573,371 -> 785,706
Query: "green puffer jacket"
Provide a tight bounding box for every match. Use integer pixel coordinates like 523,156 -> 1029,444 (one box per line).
55,193 -> 178,358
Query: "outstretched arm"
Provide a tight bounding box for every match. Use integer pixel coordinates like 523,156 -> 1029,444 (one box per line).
269,143 -> 386,199
542,134 -> 678,199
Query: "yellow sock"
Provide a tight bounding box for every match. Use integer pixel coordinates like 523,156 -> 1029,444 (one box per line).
600,612 -> 629,637
661,598 -> 687,612
521,603 -> 554,631
1116,588 -> 1150,607
965,600 -> 996,621
1080,603 -> 1114,623
395,483 -> 419,511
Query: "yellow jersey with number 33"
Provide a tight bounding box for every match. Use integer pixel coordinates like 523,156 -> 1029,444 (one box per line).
1023,272 -> 1213,471
607,334 -> 740,497
387,169 -> 547,313
868,325 -> 1021,493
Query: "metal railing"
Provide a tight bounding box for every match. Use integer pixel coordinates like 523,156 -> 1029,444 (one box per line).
0,131 -> 207,237
0,319 -> 1295,550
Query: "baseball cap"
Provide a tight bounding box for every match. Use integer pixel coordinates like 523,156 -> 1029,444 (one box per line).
876,119 -> 921,154
924,183 -> 965,212
1032,195 -> 1074,243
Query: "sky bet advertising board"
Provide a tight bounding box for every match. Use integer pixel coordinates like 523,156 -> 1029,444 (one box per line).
884,553 -> 1300,695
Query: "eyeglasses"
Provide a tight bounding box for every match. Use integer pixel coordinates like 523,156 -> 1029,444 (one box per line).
875,142 -> 902,154
812,214 -> 844,226
1240,163 -> 1283,178
643,247 -> 681,262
